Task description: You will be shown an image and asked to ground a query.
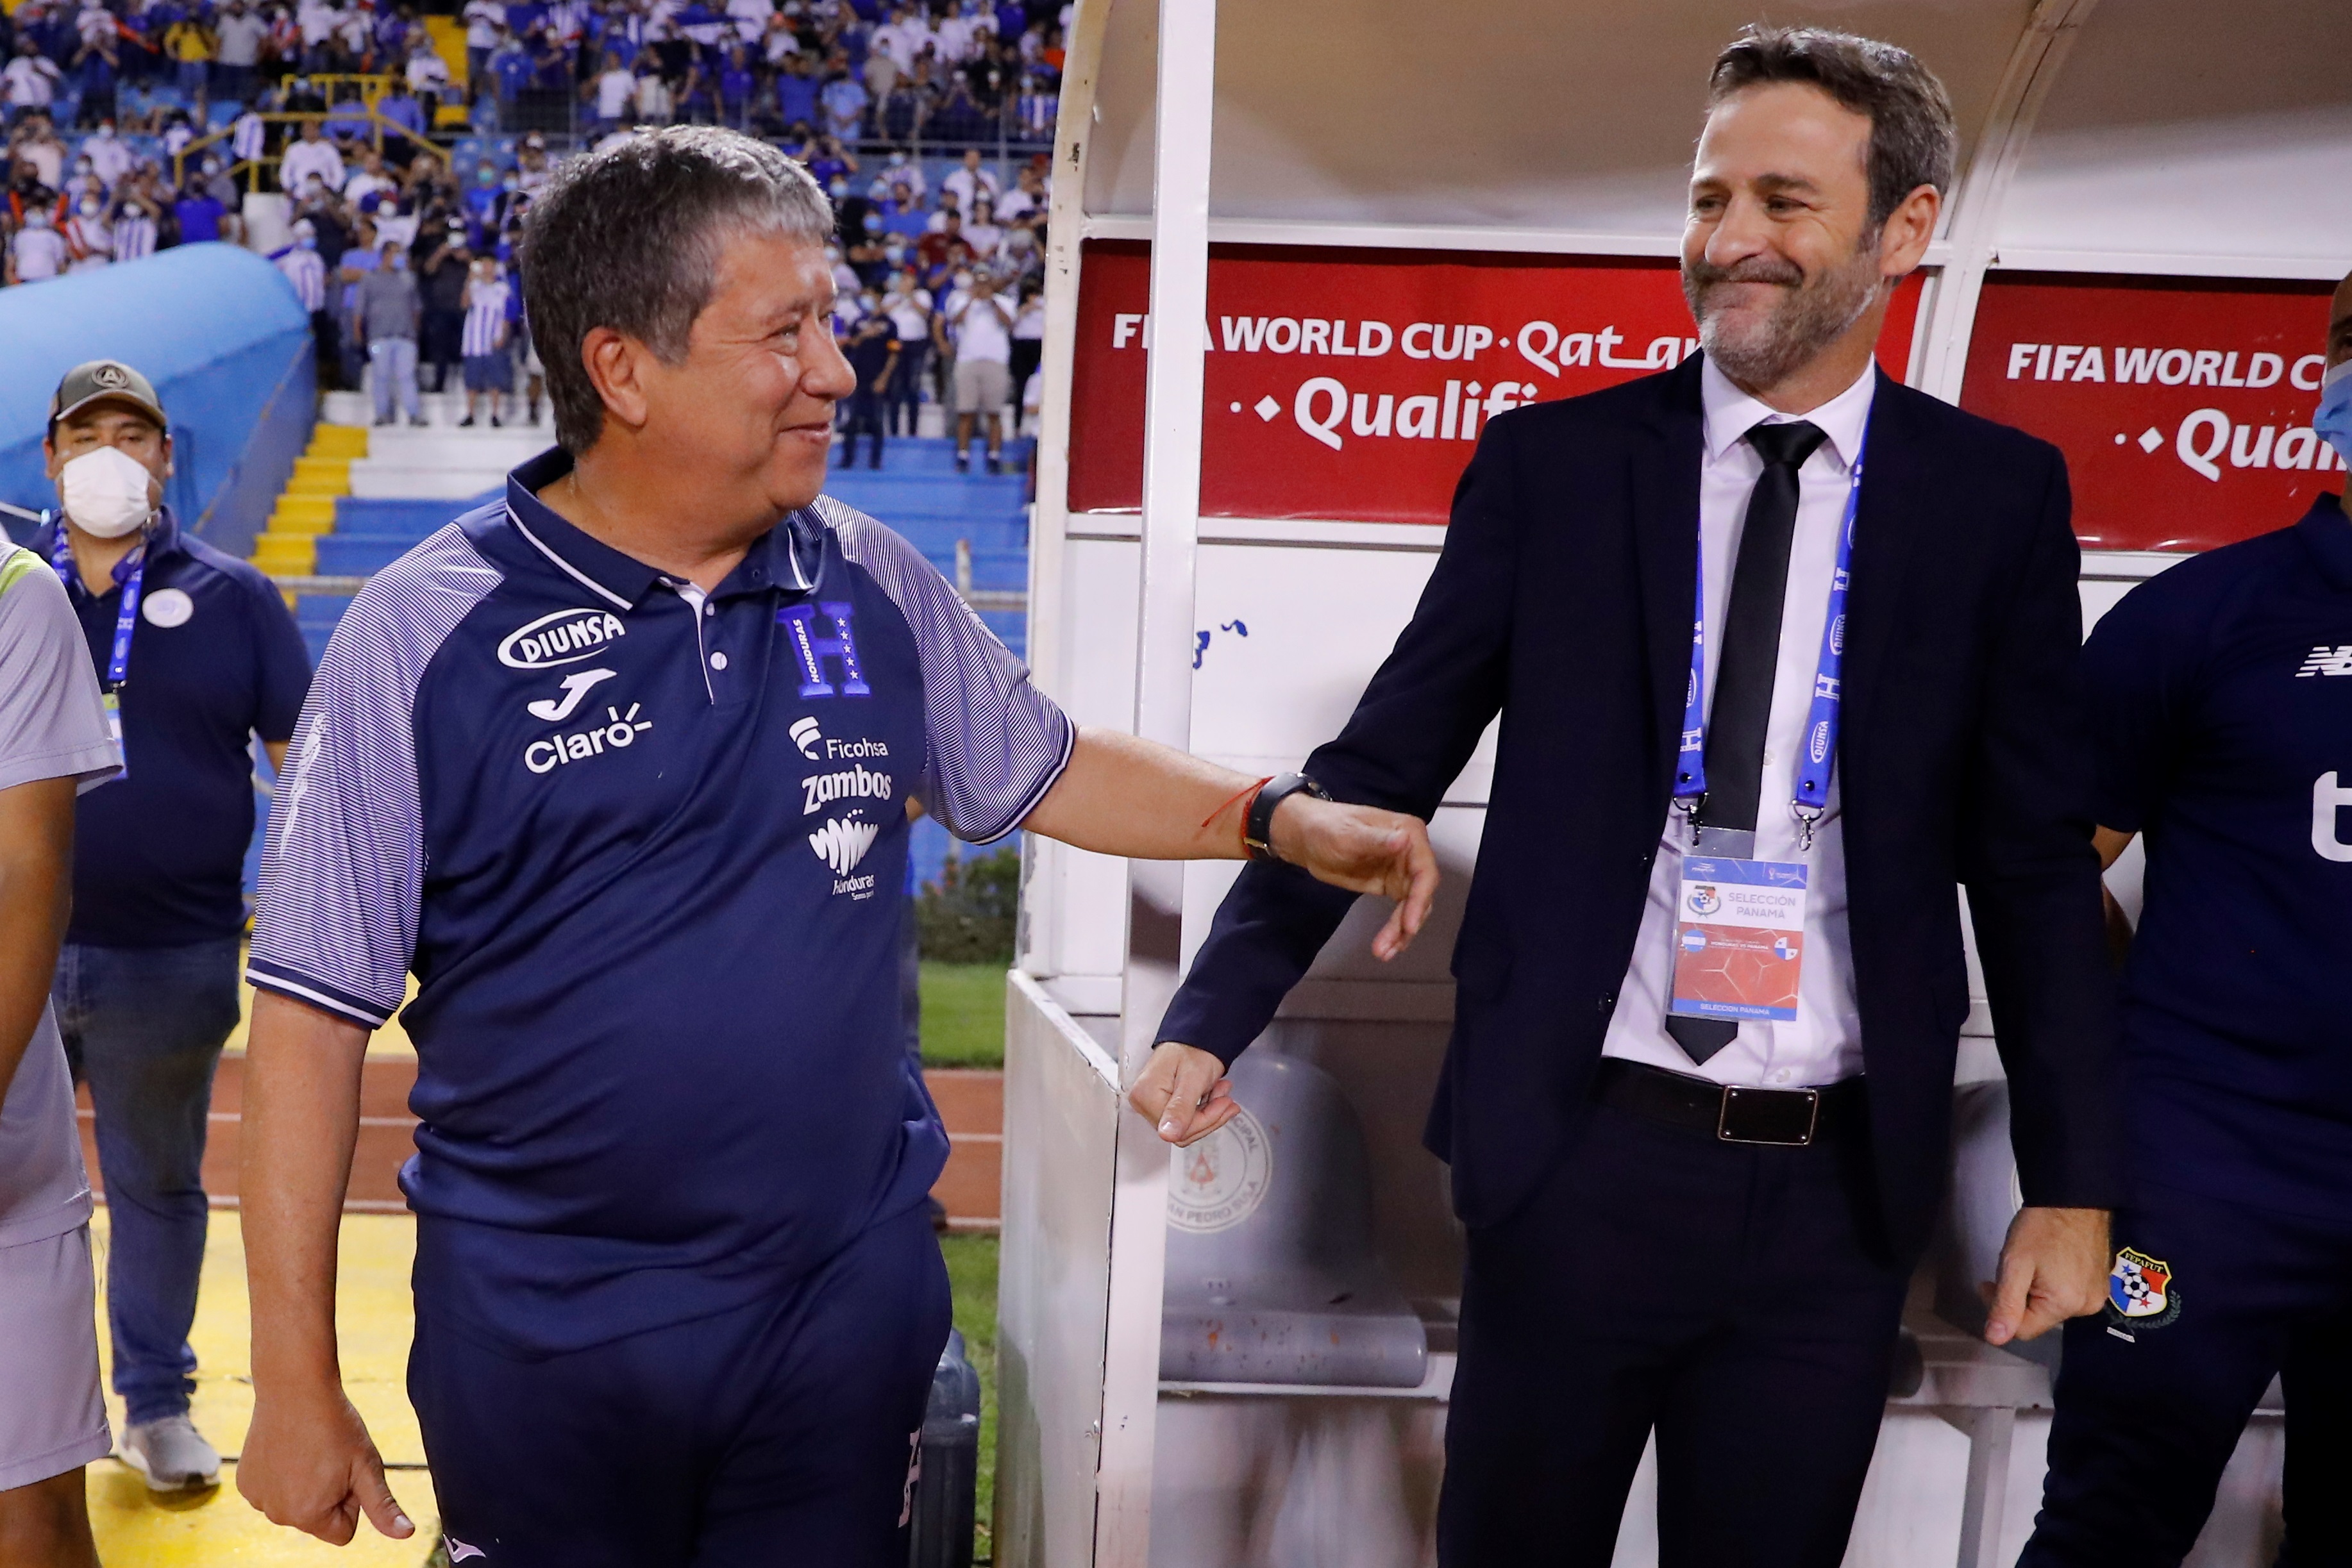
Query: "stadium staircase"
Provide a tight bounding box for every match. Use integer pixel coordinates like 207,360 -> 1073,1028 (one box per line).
262,390 -> 1032,666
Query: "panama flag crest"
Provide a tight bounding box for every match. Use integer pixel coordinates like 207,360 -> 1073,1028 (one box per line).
2106,1246 -> 2180,1328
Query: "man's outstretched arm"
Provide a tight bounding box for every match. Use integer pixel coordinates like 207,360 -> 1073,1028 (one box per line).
237,990 -> 415,1546
1021,726 -> 1438,960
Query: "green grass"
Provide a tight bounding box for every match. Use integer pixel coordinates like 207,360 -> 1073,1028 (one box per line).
920,961 -> 1008,1069
941,1231 -> 1000,1562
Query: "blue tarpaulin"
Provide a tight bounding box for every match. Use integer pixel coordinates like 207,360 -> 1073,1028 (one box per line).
0,243 -> 313,559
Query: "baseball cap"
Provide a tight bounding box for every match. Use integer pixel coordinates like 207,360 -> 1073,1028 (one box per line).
49,360 -> 165,432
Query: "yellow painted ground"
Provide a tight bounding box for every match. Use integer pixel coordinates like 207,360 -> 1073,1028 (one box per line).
86,1208 -> 439,1566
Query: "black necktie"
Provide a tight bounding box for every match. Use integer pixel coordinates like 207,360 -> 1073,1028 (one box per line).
1666,420 -> 1828,1065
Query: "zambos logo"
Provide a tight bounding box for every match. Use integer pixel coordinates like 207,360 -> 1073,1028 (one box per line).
500,608 -> 628,669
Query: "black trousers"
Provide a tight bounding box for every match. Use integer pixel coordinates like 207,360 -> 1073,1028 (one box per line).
2020,1180 -> 2352,1567
1441,1096 -> 1910,1568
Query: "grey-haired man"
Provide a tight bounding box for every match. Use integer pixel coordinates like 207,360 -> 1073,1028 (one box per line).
233,126 -> 1438,1565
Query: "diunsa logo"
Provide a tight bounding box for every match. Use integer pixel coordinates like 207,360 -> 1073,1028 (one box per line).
500,608 -> 628,669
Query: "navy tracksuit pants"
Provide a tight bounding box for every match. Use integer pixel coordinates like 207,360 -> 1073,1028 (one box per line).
2021,1180 -> 2352,1567
409,1203 -> 951,1568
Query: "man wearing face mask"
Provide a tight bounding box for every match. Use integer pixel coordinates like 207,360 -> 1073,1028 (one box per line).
35,360 -> 311,1495
8,204 -> 65,284
2017,274 -> 2352,1565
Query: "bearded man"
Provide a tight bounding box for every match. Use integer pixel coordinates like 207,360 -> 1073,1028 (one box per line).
1130,26 -> 2121,1568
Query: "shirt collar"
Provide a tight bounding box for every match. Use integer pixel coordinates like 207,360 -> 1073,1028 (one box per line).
502,446 -> 817,609
1700,353 -> 1877,474
2295,490 -> 2352,592
42,505 -> 181,592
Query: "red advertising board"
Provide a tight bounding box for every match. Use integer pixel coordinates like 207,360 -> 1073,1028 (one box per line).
1066,241 -> 1922,524
1958,272 -> 2343,553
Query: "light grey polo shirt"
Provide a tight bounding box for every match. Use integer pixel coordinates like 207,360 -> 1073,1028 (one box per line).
0,546 -> 121,1248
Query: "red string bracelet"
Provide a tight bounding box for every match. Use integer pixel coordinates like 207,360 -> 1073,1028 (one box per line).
1203,776 -> 1275,855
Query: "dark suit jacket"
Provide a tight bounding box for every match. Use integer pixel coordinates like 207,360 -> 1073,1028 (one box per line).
1156,357 -> 2122,1257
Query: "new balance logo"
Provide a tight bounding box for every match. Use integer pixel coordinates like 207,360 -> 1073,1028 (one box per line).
2294,645 -> 2352,678
445,1539 -> 486,1564
809,815 -> 881,876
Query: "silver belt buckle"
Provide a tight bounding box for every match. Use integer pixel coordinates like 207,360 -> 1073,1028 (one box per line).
1716,1085 -> 1820,1146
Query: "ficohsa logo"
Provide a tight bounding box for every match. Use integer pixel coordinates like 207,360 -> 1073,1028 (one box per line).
500,608 -> 628,669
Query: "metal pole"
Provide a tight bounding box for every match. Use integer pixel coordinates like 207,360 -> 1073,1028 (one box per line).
1096,0 -> 1215,1563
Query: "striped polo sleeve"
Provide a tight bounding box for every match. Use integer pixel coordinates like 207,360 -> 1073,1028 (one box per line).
818,497 -> 1073,844
248,527 -> 503,1028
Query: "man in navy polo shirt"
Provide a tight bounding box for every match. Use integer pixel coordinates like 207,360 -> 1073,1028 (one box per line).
36,359 -> 311,1496
2020,271 -> 2352,1563
233,127 -> 1438,1565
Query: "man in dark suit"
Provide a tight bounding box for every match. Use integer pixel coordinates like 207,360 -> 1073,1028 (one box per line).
1131,26 -> 2121,1568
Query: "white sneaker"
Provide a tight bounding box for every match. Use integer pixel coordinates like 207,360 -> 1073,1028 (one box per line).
121,1415 -> 221,1492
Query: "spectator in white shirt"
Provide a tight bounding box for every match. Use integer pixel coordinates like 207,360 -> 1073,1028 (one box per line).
461,0 -> 501,92
9,209 -> 67,283
83,122 -> 130,189
961,196 -> 1000,262
3,43 -> 63,113
590,52 -> 635,128
62,197 -> 111,272
230,108 -> 266,161
946,266 -> 1014,472
405,39 -> 451,99
994,165 -> 1039,228
17,119 -> 66,190
869,6 -> 920,71
278,120 -> 343,198
342,149 -> 394,205
940,147 -> 996,215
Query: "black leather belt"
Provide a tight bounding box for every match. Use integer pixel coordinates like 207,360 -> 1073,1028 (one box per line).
1592,1058 -> 1864,1147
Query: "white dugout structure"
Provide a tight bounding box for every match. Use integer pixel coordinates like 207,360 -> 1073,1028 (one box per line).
994,3 -> 2352,1565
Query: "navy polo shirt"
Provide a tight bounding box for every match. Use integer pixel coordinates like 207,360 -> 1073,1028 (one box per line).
247,450 -> 1071,1353
43,511 -> 312,948
2083,493 -> 2352,1219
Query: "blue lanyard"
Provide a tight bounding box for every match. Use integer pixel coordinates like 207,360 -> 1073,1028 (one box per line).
51,526 -> 146,690
1673,433 -> 1866,849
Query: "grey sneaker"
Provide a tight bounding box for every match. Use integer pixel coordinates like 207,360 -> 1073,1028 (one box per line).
121,1415 -> 221,1492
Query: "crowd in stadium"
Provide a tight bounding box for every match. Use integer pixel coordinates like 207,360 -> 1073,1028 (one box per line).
0,0 -> 1064,283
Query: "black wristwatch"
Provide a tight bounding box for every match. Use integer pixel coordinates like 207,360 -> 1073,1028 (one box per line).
1244,772 -> 1331,862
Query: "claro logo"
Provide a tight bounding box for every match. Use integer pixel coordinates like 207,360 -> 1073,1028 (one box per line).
500,608 -> 628,669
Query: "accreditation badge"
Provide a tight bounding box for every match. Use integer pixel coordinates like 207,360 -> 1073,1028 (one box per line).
1667,855 -> 1806,1022
101,689 -> 128,778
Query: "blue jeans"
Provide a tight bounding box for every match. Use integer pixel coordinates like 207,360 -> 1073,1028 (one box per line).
52,938 -> 242,1425
370,336 -> 421,422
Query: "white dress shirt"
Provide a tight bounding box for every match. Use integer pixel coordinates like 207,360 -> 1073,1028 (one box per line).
1599,356 -> 1877,1089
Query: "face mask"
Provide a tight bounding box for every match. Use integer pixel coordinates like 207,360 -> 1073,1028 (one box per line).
883,242 -> 904,263
952,269 -> 971,289
478,167 -> 498,184
502,176 -> 519,192
79,199 -> 99,216
861,213 -> 881,234
28,212 -> 50,229
390,251 -> 408,269
60,445 -> 155,539
2317,358 -> 2352,471
297,232 -> 316,247
860,294 -> 878,312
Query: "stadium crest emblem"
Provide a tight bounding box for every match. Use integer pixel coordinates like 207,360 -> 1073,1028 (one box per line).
1166,1106 -> 1273,1234
2106,1246 -> 2181,1328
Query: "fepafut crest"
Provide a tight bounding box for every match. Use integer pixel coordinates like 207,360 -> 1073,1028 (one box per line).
2104,1245 -> 2182,1333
